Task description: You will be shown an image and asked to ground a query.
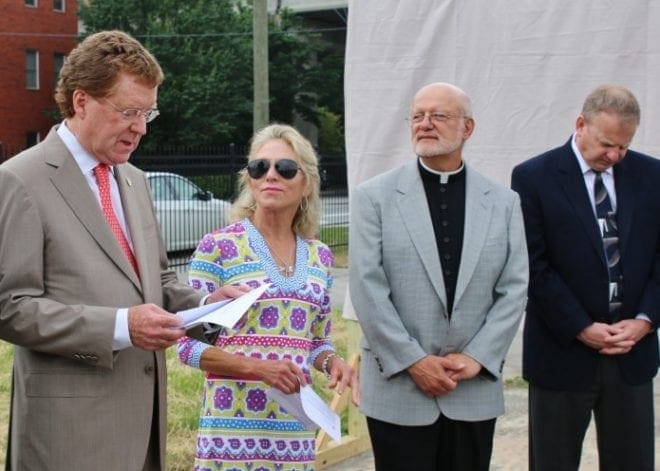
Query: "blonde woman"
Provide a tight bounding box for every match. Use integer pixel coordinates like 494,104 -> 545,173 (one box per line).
178,124 -> 359,470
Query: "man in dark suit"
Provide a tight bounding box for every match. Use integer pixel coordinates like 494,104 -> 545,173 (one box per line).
511,84 -> 659,471
0,31 -> 239,470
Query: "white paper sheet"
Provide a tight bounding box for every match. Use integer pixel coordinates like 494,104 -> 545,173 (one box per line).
267,385 -> 341,443
178,283 -> 271,329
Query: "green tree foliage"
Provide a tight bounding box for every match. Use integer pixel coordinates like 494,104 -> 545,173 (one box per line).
316,106 -> 344,155
79,0 -> 344,150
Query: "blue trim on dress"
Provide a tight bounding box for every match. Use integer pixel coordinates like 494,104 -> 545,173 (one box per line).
199,417 -> 308,432
244,219 -> 309,293
189,342 -> 212,369
190,258 -> 263,281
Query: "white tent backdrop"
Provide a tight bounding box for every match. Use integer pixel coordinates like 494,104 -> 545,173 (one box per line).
342,0 -> 660,318
345,0 -> 660,186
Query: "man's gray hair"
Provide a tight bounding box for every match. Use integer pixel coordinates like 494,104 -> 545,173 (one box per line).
582,84 -> 640,125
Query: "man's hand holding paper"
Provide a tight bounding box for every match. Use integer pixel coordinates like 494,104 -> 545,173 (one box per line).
177,283 -> 271,329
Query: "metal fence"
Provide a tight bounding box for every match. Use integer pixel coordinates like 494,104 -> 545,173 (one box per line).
130,146 -> 348,268
2,144 -> 348,269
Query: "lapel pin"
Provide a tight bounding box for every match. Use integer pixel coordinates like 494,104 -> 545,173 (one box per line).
126,178 -> 132,187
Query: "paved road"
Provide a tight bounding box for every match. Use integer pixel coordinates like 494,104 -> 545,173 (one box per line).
327,267 -> 659,471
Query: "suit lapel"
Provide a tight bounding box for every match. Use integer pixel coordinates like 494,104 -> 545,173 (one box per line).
115,165 -> 145,290
555,148 -> 605,264
613,159 -> 636,261
396,162 -> 448,310
47,137 -> 142,290
452,167 -> 491,306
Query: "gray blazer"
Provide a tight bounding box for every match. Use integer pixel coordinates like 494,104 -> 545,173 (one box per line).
0,128 -> 203,470
349,160 -> 528,425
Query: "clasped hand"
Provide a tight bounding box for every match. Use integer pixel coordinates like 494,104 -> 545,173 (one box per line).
578,319 -> 652,355
408,353 -> 482,398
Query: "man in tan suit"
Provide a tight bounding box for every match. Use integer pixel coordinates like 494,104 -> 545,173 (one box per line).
0,31 -> 238,470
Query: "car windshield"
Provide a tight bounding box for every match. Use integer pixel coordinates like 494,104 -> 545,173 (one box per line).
172,176 -> 202,200
149,175 -> 204,201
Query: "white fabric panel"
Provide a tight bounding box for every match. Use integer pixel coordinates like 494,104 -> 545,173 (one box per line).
342,0 -> 660,318
345,0 -> 660,188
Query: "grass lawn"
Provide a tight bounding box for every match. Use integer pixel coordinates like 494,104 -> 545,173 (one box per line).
166,306 -> 350,469
0,306 -> 351,469
0,231 -> 351,468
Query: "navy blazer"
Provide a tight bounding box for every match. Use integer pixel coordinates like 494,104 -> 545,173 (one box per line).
512,138 -> 660,391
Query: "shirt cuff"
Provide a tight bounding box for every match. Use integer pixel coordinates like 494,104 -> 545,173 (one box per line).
113,308 -> 132,350
188,342 -> 212,369
309,344 -> 334,367
635,313 -> 652,323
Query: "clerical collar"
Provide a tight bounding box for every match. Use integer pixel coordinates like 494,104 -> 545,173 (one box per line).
418,159 -> 465,184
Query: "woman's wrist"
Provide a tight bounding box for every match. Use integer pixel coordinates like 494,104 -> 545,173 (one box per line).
320,352 -> 343,378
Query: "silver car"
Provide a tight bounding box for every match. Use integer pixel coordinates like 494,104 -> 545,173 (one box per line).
146,172 -> 230,253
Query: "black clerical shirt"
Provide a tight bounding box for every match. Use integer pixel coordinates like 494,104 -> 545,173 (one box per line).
419,160 -> 466,316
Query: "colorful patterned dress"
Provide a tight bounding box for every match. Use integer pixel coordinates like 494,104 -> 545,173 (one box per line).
177,219 -> 335,471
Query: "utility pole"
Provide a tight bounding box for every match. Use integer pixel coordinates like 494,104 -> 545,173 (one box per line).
253,0 -> 269,132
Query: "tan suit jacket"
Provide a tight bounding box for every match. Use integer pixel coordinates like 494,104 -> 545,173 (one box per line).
0,128 -> 203,470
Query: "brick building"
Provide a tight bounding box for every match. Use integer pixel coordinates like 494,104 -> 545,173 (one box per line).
0,0 -> 78,160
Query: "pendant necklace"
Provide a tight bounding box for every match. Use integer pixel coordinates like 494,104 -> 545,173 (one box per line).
268,243 -> 295,277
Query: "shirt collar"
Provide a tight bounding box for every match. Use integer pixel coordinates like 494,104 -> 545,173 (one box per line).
571,133 -> 613,177
418,158 -> 465,184
56,121 -> 104,176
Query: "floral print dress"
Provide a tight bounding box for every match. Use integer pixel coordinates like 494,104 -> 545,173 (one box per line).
177,219 -> 335,471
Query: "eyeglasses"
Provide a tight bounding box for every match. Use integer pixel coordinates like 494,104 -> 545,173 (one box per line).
246,158 -> 302,180
102,98 -> 160,123
407,112 -> 465,125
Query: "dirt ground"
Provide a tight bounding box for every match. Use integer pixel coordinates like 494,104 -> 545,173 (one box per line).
326,268 -> 659,470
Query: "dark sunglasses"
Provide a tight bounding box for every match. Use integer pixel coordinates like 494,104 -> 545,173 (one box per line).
246,158 -> 302,180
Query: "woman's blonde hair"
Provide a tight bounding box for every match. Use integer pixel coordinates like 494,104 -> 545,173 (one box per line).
230,123 -> 321,239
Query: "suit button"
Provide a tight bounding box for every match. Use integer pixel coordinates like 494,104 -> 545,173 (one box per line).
144,364 -> 155,375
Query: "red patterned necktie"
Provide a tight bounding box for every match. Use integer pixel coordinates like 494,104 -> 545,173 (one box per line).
93,164 -> 139,275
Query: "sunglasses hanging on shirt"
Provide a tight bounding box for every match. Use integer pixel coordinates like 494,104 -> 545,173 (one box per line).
246,158 -> 302,180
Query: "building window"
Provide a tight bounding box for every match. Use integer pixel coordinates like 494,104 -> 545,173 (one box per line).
54,53 -> 66,87
53,0 -> 65,12
25,0 -> 38,7
26,50 -> 39,90
26,132 -> 41,148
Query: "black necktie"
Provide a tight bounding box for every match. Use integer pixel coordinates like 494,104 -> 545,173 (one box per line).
594,171 -> 622,316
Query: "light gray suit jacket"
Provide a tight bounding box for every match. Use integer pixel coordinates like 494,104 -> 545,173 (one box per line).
0,128 -> 203,470
349,160 -> 528,425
